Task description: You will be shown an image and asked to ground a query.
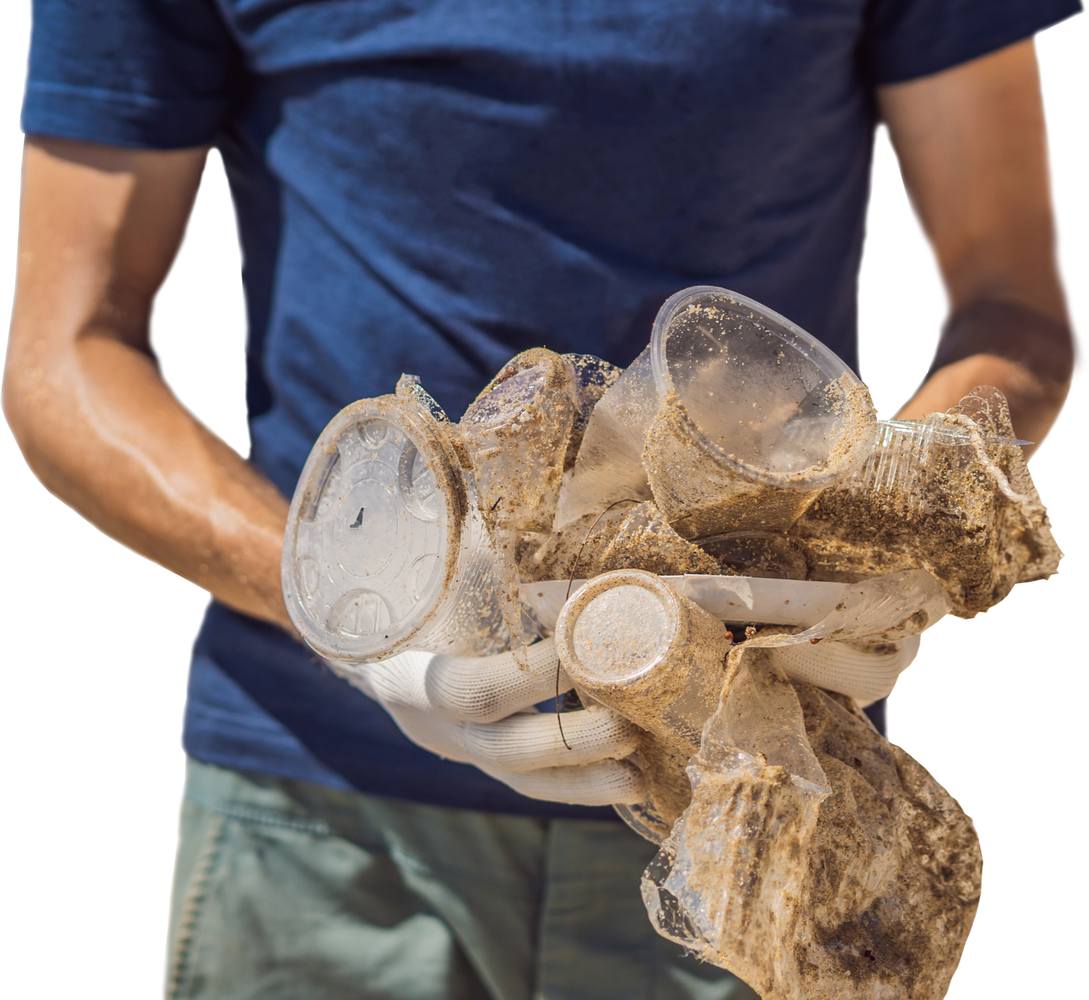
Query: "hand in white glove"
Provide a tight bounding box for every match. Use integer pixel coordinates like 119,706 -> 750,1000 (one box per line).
767,634 -> 921,706
336,638 -> 645,806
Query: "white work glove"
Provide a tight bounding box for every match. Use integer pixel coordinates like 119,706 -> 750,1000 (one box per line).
767,634 -> 921,707
337,638 -> 645,806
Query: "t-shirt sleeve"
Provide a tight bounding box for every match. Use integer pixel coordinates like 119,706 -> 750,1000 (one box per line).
862,0 -> 1082,85
22,0 -> 242,149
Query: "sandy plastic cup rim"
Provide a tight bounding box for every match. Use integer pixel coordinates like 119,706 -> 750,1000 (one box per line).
878,417 -> 1031,448
555,569 -> 686,691
647,286 -> 874,486
648,285 -> 859,395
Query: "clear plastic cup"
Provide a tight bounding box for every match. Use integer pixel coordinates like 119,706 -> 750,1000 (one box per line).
457,349 -> 615,657
555,569 -> 732,839
557,287 -> 876,536
459,349 -> 580,535
282,377 -> 506,663
556,569 -> 729,741
643,286 -> 876,537
554,347 -> 657,528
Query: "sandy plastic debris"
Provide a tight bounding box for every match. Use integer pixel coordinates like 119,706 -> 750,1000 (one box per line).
789,387 -> 1060,616
644,651 -> 981,1000
285,293 -> 1058,1000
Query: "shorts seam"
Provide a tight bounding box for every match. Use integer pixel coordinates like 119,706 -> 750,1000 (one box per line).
165,813 -> 227,1000
182,789 -> 337,838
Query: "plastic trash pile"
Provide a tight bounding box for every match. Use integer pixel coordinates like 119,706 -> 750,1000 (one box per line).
282,287 -> 1060,1000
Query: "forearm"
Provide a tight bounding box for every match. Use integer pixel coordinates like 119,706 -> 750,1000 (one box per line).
4,137 -> 293,631
5,326 -> 292,630
879,41 -> 1075,459
895,299 -> 1074,456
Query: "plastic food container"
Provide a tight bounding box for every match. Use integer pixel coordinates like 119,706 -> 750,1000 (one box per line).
282,382 -> 505,663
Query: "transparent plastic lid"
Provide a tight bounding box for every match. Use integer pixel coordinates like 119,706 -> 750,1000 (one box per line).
282,393 -> 464,662
649,286 -> 874,481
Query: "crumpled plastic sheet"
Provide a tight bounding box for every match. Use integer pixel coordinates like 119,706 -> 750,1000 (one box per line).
641,572 -> 982,1000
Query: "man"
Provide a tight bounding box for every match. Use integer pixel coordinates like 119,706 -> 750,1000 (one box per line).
4,1 -> 1077,997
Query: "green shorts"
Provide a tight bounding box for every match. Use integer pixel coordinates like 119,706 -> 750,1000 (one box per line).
167,758 -> 758,1000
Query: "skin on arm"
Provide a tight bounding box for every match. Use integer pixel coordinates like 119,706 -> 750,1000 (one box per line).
878,38 -> 1075,457
2,137 -> 294,630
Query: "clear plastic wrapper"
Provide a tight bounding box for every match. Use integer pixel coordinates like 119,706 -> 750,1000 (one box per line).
640,572 -> 979,1000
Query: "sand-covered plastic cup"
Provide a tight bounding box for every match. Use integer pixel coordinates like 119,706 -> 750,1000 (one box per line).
642,286 -> 877,537
557,287 -> 876,535
282,376 -> 505,664
456,349 -> 622,658
459,349 -> 581,535
555,569 -> 732,839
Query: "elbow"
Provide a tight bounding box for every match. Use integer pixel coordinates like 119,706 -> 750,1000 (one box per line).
2,357 -> 64,491
2,360 -> 35,459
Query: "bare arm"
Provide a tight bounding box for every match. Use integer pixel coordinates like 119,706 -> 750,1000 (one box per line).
3,137 -> 292,629
878,38 -> 1074,456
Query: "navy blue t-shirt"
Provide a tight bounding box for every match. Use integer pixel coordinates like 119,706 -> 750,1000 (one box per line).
24,0 -> 1079,817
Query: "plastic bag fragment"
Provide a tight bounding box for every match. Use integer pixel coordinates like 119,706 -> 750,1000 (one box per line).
643,647 -> 982,1000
